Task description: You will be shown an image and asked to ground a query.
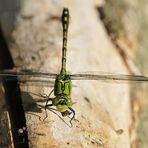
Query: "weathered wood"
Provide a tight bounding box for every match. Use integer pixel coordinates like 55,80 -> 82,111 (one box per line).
2,0 -> 134,147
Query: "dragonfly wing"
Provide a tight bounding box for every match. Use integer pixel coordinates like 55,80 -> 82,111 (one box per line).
69,73 -> 148,82
0,68 -> 57,79
17,79 -> 55,87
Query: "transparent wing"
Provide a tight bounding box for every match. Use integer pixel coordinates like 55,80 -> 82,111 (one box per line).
0,68 -> 57,79
0,68 -> 58,88
68,72 -> 148,82
1,69 -> 148,83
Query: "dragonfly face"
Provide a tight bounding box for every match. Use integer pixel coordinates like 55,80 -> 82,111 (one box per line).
52,95 -> 73,113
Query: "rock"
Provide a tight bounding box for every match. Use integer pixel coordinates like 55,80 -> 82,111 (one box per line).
2,0 -> 132,147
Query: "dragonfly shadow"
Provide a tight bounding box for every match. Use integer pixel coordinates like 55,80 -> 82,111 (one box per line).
21,91 -> 43,113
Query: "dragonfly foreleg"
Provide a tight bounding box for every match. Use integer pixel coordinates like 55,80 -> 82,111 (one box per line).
40,88 -> 54,98
68,107 -> 76,127
47,89 -> 54,97
44,107 -> 72,128
44,89 -> 54,106
43,89 -> 54,121
43,103 -> 53,121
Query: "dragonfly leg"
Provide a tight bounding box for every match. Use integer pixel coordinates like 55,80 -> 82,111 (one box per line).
47,89 -> 54,97
45,89 -> 54,107
38,88 -> 54,99
43,103 -> 53,121
68,107 -> 76,127
43,89 -> 54,121
44,107 -> 72,128
43,89 -> 54,120
40,93 -> 48,98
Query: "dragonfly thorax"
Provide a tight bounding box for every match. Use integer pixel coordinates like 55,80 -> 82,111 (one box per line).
54,75 -> 72,96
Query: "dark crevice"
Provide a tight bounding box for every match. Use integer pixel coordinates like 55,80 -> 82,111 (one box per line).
97,6 -> 119,40
97,7 -> 111,34
0,27 -> 29,148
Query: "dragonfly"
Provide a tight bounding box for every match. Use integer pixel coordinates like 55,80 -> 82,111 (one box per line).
0,8 -> 148,126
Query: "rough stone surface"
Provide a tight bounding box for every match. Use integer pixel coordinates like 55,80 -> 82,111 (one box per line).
6,0 -> 132,147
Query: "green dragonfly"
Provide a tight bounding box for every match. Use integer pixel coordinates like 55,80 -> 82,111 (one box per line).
0,8 -> 148,126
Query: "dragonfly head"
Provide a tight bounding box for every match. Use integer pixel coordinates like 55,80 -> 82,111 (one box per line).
53,96 -> 73,115
52,95 -> 76,127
